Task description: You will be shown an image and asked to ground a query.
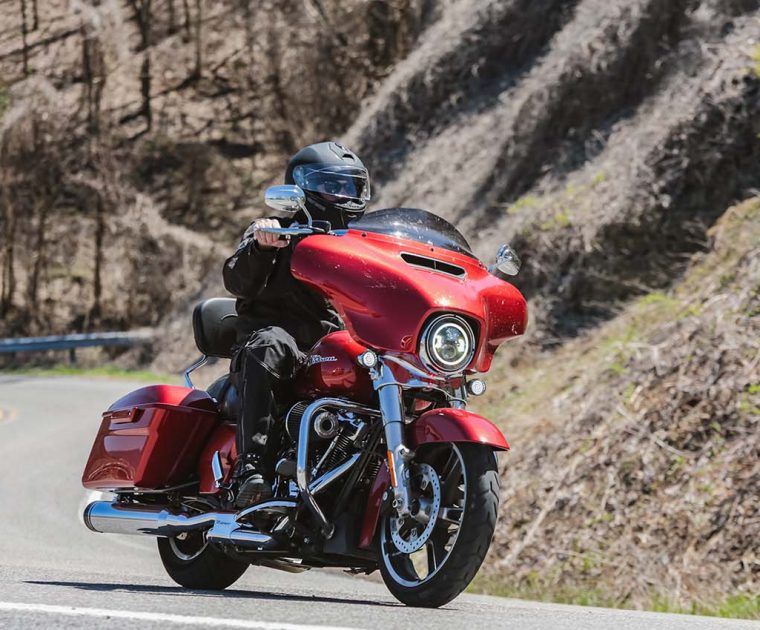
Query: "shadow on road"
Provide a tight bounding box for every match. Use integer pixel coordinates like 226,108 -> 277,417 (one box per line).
25,580 -> 401,609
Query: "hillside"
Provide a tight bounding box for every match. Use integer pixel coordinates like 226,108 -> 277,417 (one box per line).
0,0 -> 758,617
472,197 -> 759,613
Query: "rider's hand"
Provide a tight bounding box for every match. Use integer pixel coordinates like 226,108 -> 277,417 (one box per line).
252,218 -> 290,250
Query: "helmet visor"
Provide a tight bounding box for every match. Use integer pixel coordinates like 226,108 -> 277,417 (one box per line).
293,164 -> 371,205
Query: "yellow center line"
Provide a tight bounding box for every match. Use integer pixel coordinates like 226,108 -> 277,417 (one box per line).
0,406 -> 17,424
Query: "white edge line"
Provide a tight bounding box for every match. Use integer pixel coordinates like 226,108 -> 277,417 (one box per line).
0,602 -> 360,630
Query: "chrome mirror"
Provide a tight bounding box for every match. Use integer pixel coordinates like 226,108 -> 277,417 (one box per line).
490,244 -> 521,276
264,185 -> 306,214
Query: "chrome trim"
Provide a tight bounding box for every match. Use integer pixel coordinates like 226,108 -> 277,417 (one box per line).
183,354 -> 208,388
204,513 -> 279,550
381,354 -> 446,383
308,452 -> 361,495
234,499 -> 297,523
489,243 -> 521,276
295,398 -> 381,537
371,361 -> 414,518
84,502 -> 217,536
263,184 -> 313,226
84,501 -> 280,551
419,314 -> 476,375
211,451 -> 224,489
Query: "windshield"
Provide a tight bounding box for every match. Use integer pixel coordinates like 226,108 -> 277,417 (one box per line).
348,208 -> 475,258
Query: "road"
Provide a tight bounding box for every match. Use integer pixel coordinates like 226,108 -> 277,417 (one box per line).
0,375 -> 756,630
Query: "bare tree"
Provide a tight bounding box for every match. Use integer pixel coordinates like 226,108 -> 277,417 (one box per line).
19,0 -> 30,75
81,21 -> 107,137
193,0 -> 203,79
90,194 -> 105,322
182,0 -> 192,41
129,0 -> 153,131
0,167 -> 17,316
167,0 -> 177,34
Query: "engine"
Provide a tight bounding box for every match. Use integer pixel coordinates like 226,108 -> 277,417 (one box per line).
284,401 -> 379,485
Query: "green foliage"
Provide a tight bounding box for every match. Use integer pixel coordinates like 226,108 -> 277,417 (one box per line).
470,576 -> 760,619
539,211 -> 572,230
751,44 -> 760,77
650,593 -> 760,619
506,194 -> 541,215
592,170 -> 608,187
3,366 -> 181,384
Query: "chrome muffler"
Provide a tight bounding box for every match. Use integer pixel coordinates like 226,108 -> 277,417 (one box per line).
83,501 -> 279,551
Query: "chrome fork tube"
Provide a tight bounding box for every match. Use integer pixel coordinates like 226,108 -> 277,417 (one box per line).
373,362 -> 414,517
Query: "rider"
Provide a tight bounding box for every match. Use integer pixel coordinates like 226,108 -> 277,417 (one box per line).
223,141 -> 371,507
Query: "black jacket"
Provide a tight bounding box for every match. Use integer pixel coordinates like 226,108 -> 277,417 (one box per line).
223,217 -> 343,350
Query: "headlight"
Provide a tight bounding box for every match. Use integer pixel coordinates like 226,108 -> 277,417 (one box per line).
420,314 -> 476,374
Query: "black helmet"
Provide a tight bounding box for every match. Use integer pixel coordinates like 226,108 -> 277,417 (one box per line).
284,141 -> 370,229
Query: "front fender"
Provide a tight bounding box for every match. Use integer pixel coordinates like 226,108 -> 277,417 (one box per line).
410,407 -> 510,451
358,407 -> 508,549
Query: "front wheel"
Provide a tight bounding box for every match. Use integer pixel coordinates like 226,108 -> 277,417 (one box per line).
378,442 -> 500,608
157,531 -> 249,590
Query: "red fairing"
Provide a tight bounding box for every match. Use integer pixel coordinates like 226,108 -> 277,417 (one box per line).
198,423 -> 237,494
410,408 -> 509,451
291,231 -> 527,372
295,331 -> 373,404
82,385 -> 219,490
358,462 -> 390,549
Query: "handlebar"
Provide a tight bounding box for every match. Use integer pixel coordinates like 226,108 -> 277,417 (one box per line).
255,226 -> 316,237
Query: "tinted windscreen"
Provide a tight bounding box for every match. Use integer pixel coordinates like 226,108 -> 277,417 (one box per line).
348,208 -> 475,258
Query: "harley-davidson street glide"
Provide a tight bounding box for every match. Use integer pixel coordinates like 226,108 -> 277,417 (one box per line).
81,185 -> 527,608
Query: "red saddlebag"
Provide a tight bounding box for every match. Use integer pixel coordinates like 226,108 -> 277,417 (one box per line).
82,385 -> 218,491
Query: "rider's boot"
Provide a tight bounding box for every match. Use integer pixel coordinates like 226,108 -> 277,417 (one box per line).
235,452 -> 273,508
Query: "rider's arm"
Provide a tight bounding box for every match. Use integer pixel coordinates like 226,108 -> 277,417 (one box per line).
222,220 -> 279,298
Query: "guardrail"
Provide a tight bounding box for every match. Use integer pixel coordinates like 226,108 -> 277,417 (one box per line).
0,330 -> 154,364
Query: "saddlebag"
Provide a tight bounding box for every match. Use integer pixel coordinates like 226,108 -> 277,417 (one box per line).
82,385 -> 219,491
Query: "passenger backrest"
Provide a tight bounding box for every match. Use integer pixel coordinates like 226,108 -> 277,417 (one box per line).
192,298 -> 238,359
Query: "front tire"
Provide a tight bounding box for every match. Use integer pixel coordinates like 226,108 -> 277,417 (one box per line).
158,532 -> 249,590
378,443 -> 500,607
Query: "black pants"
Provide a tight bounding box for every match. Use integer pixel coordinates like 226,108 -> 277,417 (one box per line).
230,326 -> 305,472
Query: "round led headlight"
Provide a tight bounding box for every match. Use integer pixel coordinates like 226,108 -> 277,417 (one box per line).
420,315 -> 476,374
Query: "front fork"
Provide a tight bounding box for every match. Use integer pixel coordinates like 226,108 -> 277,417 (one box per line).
372,362 -> 415,517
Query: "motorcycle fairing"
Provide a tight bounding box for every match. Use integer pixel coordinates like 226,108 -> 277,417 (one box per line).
358,407 -> 508,549
291,230 -> 527,373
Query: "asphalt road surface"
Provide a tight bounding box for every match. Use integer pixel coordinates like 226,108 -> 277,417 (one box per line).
0,375 -> 756,630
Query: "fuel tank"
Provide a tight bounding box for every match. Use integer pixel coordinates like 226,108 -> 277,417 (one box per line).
295,331 -> 373,404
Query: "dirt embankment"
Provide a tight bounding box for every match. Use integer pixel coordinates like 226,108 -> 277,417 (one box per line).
474,197 -> 759,610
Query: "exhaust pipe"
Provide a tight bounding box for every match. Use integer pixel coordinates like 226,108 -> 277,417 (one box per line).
84,502 -> 280,551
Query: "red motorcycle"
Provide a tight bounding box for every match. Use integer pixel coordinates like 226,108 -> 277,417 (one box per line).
81,185 -> 527,608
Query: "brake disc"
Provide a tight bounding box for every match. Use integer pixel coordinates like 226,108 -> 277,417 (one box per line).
390,463 -> 442,554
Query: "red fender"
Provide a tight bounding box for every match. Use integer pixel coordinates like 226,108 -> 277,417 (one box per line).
358,407 -> 508,549
411,407 -> 510,451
